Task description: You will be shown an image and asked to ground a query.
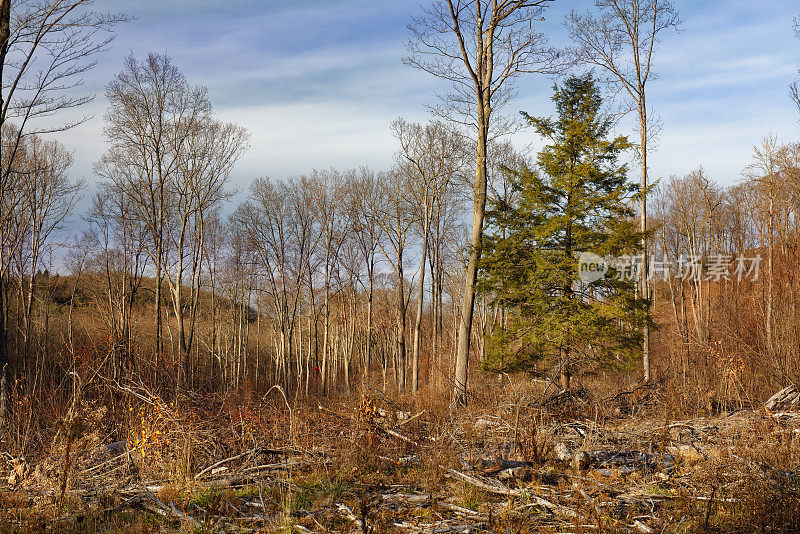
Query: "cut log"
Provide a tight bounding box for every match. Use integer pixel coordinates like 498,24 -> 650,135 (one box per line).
555,442 -> 573,464
765,385 -> 800,412
381,427 -> 420,447
381,492 -> 430,505
394,521 -> 474,533
498,466 -> 529,481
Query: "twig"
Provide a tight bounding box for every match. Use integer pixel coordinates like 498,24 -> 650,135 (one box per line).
383,427 -> 420,447
704,486 -> 716,530
141,481 -> 201,529
576,486 -> 601,520
195,450 -> 256,479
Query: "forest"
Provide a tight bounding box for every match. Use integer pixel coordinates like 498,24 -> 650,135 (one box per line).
1,1 -> 799,533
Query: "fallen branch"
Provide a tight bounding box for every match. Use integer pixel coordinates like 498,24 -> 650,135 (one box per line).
394,521 -> 473,533
399,410 -> 426,426
141,482 -> 201,529
576,486 -> 601,519
442,467 -> 576,519
337,503 -> 367,532
195,448 -> 304,479
437,501 -> 486,519
382,427 -> 420,447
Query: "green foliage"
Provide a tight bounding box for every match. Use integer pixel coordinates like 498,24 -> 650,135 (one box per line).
191,485 -> 224,508
480,73 -> 647,377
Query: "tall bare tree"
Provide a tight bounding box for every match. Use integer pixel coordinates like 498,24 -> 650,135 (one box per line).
166,118 -> 247,386
88,182 -> 148,368
392,118 -> 466,392
345,168 -> 384,384
0,0 -> 124,435
406,0 -> 560,405
567,0 -> 680,382
237,177 -> 314,392
16,135 -> 81,360
308,170 -> 349,395
743,135 -> 781,358
98,53 -> 211,376
374,169 -> 414,392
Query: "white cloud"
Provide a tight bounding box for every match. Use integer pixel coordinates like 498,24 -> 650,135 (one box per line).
18,0 -> 800,212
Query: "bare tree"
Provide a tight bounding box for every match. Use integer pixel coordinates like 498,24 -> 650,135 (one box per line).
567,0 -> 681,382
166,118 -> 248,386
88,182 -> 148,370
98,53 -> 211,375
374,169 -> 414,392
0,125 -> 27,298
345,168 -> 384,385
0,0 -> 124,437
308,170 -> 349,395
743,135 -> 782,358
407,0 -> 560,405
392,118 -> 466,392
16,135 -> 81,361
237,177 -> 314,392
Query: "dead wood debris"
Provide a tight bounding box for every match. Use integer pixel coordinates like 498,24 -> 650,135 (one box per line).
4,390 -> 800,533
766,384 -> 800,412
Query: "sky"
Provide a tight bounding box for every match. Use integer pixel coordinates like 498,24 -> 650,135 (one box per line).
36,0 -> 800,204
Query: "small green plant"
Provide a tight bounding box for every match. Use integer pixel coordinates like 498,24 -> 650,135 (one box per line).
290,486 -> 315,513
191,485 -> 224,509
459,485 -> 483,511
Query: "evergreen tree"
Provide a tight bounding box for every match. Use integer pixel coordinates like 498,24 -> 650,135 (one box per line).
480,74 -> 646,390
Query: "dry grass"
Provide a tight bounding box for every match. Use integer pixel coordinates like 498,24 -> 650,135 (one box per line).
0,352 -> 798,533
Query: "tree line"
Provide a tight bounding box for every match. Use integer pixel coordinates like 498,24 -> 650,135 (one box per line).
1,50 -> 497,404
3,0 -> 800,442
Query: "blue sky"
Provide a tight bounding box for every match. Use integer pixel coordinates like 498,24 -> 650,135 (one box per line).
51,0 -> 800,198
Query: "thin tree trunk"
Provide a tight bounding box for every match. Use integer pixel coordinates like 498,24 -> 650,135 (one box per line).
0,275 -> 8,438
453,117 -> 489,405
767,191 -> 774,354
0,0 -> 11,438
396,251 -> 407,393
322,257 -> 330,396
411,218 -> 429,393
640,99 -> 651,382
364,255 -> 374,383
155,261 -> 163,376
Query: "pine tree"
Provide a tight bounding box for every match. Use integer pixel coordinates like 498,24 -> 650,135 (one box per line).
480,74 -> 646,390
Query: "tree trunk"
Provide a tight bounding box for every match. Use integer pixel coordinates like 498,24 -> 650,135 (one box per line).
155,260 -> 163,376
396,258 -> 406,392
639,99 -> 651,383
453,115 -> 489,406
23,264 -> 35,361
255,299 -> 261,391
322,260 -> 330,396
365,257 -> 374,382
210,268 -> 217,391
0,276 -> 8,438
0,0 -> 10,438
411,216 -> 429,393
173,279 -> 189,388
767,191 -> 774,354
561,348 -> 571,391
